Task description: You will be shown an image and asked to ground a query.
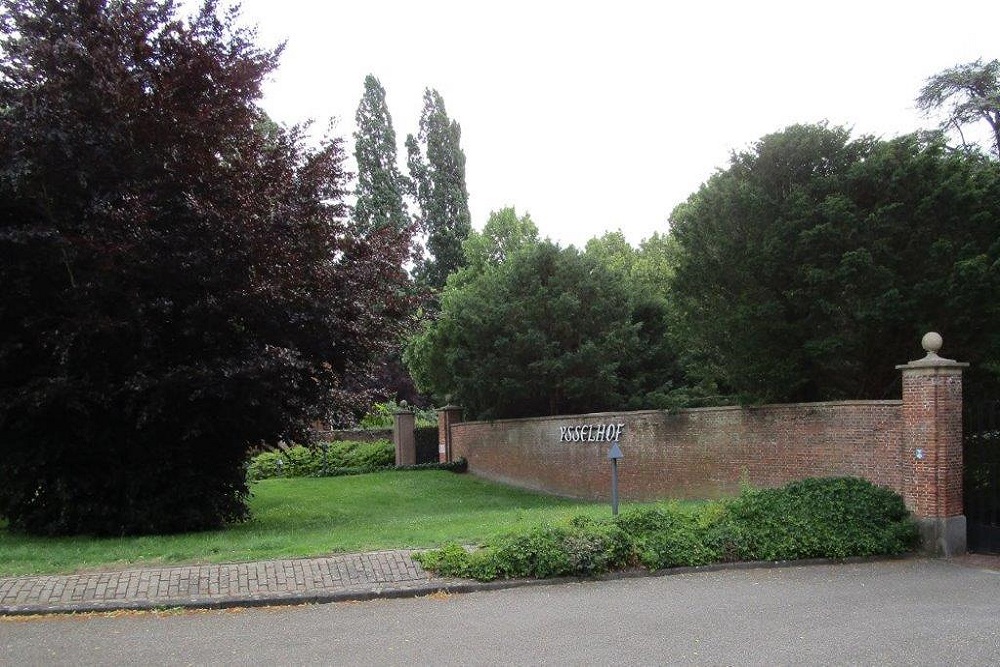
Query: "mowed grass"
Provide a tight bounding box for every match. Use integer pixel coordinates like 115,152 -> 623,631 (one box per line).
0,471 -> 614,577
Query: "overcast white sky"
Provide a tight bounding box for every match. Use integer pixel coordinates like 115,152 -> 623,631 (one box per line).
235,0 -> 999,248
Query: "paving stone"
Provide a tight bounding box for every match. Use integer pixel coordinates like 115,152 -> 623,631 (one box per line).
0,550 -> 464,615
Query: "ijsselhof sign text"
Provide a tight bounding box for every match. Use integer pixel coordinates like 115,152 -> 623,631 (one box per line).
558,422 -> 625,443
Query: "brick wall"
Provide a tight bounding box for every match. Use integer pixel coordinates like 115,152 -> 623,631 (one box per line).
900,367 -> 965,518
441,334 -> 968,554
450,401 -> 905,502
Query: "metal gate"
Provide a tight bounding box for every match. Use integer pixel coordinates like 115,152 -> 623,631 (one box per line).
965,400 -> 1000,553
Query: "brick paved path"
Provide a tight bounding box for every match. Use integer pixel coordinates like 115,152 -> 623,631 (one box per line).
0,550 -> 464,615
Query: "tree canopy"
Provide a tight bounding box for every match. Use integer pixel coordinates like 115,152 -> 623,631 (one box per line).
0,0 -> 412,535
459,206 -> 539,277
917,58 -> 1000,159
404,212 -> 686,419
405,240 -> 632,419
406,88 -> 472,291
669,123 -> 1000,404
585,231 -> 690,408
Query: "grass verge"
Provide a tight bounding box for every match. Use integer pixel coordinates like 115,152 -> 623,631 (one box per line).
0,471 -> 613,577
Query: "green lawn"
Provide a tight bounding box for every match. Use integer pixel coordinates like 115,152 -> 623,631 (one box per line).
0,471 -> 615,577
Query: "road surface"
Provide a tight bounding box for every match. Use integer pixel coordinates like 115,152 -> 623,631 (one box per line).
2,559 -> 998,665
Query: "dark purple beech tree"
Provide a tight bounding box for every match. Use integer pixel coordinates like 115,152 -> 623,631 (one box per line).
0,0 -> 413,536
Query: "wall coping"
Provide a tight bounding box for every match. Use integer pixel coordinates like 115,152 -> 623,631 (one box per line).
454,400 -> 904,429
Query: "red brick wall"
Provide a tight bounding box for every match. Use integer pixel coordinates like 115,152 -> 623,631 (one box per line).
450,401 -> 905,502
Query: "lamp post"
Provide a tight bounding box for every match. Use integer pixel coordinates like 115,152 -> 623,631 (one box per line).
608,441 -> 623,516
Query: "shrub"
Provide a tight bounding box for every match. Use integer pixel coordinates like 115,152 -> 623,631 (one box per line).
246,442 -> 465,481
615,503 -> 728,569
413,543 -> 477,578
415,516 -> 633,582
247,441 -> 394,481
416,477 -> 919,581
359,401 -> 437,429
723,477 -> 919,561
330,440 -> 394,469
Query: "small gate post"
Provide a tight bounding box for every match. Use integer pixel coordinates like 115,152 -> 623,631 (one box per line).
896,332 -> 969,556
437,404 -> 463,463
393,403 -> 416,467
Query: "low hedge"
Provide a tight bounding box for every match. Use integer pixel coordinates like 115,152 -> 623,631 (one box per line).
311,458 -> 468,479
247,442 -> 467,481
414,477 -> 920,581
247,441 -> 395,480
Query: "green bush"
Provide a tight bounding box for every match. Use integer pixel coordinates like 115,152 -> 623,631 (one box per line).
359,401 -> 437,429
245,447 -> 313,480
247,441 -> 394,481
413,543 -> 477,578
723,477 -> 919,561
416,477 -> 919,581
415,516 -> 633,582
615,503 -> 728,569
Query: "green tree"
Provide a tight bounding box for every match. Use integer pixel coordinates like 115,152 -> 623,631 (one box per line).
460,206 -> 538,278
353,74 -> 410,233
584,231 -> 681,296
585,232 -> 689,408
0,0 -> 413,536
405,241 -> 642,419
583,231 -> 637,278
405,219 -> 692,418
631,233 -> 683,293
669,123 -> 1000,404
917,59 -> 1000,158
406,88 -> 472,290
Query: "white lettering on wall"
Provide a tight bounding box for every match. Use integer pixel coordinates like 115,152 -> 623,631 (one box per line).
559,422 -> 625,442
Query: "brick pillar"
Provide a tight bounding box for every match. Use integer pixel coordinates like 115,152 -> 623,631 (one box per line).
437,404 -> 463,463
896,332 -> 968,556
393,405 -> 416,467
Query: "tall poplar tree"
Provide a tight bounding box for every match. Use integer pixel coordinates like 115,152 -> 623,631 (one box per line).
406,88 -> 472,290
353,74 -> 410,233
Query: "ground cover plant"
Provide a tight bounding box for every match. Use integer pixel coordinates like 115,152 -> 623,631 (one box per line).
415,477 -> 920,581
0,471 -> 610,577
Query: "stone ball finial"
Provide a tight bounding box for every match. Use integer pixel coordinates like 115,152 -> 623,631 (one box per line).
897,331 -> 966,369
399,399 -> 408,409
921,331 -> 943,356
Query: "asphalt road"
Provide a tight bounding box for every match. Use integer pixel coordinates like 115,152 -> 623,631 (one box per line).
2,559 -> 998,665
